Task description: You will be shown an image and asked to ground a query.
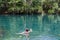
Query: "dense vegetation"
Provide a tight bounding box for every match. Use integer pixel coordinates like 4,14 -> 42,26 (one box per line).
0,0 -> 60,15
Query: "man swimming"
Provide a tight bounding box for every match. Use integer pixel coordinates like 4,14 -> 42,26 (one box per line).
16,28 -> 32,40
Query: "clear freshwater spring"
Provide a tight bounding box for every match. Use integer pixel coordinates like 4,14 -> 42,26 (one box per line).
0,15 -> 60,40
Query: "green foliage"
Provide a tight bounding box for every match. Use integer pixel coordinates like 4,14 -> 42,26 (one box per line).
48,9 -> 54,14
0,0 -> 59,14
53,2 -> 58,9
8,6 -> 21,11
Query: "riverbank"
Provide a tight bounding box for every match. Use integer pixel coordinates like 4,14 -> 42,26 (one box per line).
0,12 -> 59,15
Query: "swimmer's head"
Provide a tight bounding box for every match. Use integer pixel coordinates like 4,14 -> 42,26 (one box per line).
25,28 -> 29,32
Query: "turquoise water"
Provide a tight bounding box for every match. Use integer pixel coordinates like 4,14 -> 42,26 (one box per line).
0,15 -> 60,40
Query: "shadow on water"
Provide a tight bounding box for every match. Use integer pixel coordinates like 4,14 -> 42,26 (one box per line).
42,15 -> 50,24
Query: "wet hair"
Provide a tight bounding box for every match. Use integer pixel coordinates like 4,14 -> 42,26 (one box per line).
26,29 -> 29,32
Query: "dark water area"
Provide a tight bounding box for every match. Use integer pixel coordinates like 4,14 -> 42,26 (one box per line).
0,15 -> 60,40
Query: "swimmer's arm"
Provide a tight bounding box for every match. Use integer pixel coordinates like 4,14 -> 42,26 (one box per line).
29,29 -> 32,32
16,32 -> 24,34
